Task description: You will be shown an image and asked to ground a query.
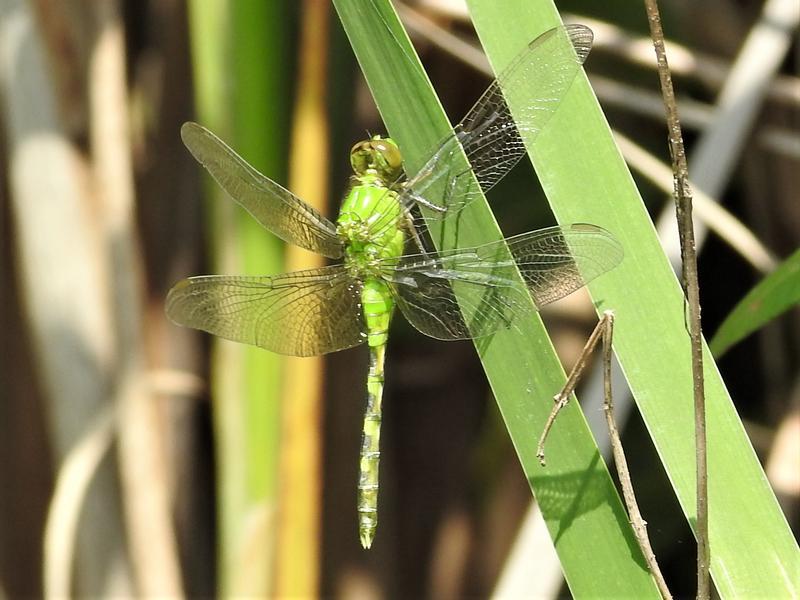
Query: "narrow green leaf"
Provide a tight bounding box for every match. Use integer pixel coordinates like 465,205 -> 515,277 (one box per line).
710,249 -> 800,356
332,0 -> 660,596
467,0 -> 799,597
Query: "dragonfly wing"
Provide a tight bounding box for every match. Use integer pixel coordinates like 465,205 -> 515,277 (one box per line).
385,223 -> 621,340
166,265 -> 366,356
387,240 -> 534,341
506,223 -> 623,307
181,122 -> 344,259
399,25 -> 593,216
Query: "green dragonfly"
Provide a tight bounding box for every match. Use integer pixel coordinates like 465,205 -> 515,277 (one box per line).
166,24 -> 622,549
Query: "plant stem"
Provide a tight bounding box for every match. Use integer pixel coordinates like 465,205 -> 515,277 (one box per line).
601,313 -> 672,599
536,317 -> 606,466
536,311 -> 672,596
642,2 -> 709,598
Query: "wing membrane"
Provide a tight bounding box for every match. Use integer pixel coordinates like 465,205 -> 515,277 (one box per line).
399,25 -> 593,218
385,224 -> 622,340
166,265 -> 366,356
182,122 -> 344,258
507,223 -> 623,307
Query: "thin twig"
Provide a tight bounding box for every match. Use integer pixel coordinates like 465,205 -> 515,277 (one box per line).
536,317 -> 606,466
601,313 -> 672,599
642,2 -> 709,598
535,312 -> 672,596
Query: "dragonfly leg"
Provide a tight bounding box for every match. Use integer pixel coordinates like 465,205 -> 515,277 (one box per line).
402,207 -> 430,255
408,189 -> 447,214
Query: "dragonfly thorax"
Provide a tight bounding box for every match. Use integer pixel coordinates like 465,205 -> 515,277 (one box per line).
337,180 -> 406,280
342,243 -> 383,279
350,136 -> 403,185
337,216 -> 372,247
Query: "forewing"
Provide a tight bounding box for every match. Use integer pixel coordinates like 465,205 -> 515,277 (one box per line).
182,122 -> 344,259
399,25 -> 593,216
166,265 -> 366,356
385,223 -> 622,340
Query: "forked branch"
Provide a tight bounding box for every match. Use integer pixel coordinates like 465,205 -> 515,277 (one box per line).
537,311 -> 672,598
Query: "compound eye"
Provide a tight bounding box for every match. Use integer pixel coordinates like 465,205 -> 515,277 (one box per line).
350,140 -> 372,175
375,141 -> 402,174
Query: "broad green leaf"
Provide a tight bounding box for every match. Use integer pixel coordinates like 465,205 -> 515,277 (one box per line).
466,0 -> 799,597
710,248 -> 800,356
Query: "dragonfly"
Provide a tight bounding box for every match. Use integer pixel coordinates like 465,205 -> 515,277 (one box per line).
166,24 -> 623,549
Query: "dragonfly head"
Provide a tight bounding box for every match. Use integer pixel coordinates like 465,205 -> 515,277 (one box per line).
350,136 -> 403,183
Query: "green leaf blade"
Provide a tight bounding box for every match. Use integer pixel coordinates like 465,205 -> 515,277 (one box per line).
710,248 -> 800,356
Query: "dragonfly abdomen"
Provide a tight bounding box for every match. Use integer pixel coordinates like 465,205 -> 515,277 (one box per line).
358,352 -> 383,549
357,279 -> 394,548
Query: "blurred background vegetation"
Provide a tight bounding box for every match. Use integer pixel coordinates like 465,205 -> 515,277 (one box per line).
0,0 -> 797,597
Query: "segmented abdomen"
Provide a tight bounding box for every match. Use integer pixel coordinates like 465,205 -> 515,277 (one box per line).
357,279 -> 393,549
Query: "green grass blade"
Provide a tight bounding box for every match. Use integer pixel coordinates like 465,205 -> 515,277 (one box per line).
710,248 -> 800,356
186,1 -> 290,595
333,0 -> 660,596
466,0 -> 799,597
